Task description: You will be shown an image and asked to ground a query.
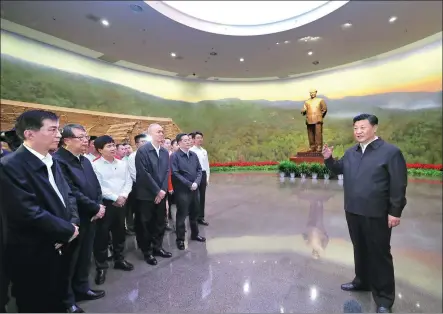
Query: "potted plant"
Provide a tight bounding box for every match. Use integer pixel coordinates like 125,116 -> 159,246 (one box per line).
278,161 -> 291,178
320,164 -> 332,180
288,162 -> 299,178
309,163 -> 322,179
298,162 -> 309,179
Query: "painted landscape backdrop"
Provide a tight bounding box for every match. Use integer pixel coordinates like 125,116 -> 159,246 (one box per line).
1,32 -> 442,163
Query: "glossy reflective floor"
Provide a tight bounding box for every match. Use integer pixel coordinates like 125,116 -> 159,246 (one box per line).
15,173 -> 443,313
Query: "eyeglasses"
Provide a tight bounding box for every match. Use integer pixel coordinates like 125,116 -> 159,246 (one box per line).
71,135 -> 90,141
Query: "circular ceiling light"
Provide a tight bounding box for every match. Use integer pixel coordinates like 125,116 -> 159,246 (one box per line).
145,1 -> 350,36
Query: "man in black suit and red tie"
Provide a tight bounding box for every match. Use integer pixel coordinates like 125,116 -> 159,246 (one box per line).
0,110 -> 80,313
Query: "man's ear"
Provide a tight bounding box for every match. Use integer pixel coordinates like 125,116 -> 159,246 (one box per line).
373,125 -> 378,133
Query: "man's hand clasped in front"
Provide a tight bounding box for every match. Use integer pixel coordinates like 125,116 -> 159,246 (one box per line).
190,182 -> 198,191
155,190 -> 166,204
91,204 -> 106,222
113,196 -> 127,208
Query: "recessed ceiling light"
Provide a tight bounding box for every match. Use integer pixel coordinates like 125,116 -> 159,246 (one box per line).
239,58 -> 245,62
342,22 -> 352,28
298,36 -> 321,42
284,40 -> 290,44
101,19 -> 109,27
308,51 -> 313,56
389,16 -> 397,23
276,42 -> 280,45
170,52 -> 177,57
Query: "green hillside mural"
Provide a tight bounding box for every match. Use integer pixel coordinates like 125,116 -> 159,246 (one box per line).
1,28 -> 442,164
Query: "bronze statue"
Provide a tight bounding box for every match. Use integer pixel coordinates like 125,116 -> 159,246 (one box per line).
301,88 -> 327,152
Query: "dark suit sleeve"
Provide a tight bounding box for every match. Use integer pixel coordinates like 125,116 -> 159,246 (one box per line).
135,148 -> 161,195
0,164 -> 75,243
171,153 -> 193,188
160,151 -> 169,192
387,149 -> 408,217
324,155 -> 344,175
194,155 -> 202,186
67,185 -> 80,226
58,162 -> 100,217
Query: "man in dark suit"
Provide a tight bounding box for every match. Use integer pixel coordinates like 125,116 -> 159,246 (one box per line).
0,110 -> 80,313
170,133 -> 206,250
134,123 -> 172,265
54,124 -> 106,313
323,114 -> 407,314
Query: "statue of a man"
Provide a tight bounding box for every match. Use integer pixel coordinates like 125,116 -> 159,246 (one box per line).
301,88 -> 328,152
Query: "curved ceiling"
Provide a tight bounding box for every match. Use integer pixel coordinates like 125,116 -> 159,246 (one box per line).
0,1 -> 442,82
146,1 -> 349,36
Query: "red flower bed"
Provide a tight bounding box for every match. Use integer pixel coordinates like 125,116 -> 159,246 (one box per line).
210,161 -> 442,170
210,161 -> 278,167
406,163 -> 442,170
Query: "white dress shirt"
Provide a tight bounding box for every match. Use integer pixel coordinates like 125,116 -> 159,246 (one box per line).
127,150 -> 137,182
84,153 -> 98,162
24,144 -> 66,207
190,145 -> 210,181
92,156 -> 133,202
360,136 -> 379,153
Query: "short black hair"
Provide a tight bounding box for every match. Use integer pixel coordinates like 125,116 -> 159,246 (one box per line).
188,132 -> 195,137
0,129 -> 22,151
15,110 -> 59,140
353,114 -> 378,126
176,133 -> 188,143
60,123 -> 86,145
88,135 -> 97,145
94,135 -> 114,151
116,143 -> 124,149
134,134 -> 148,143
192,131 -> 203,139
171,139 -> 177,146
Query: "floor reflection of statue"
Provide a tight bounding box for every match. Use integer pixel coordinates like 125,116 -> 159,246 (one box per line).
297,184 -> 333,259
301,88 -> 327,152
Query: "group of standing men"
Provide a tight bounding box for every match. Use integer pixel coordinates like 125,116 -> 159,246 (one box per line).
0,110 -> 211,313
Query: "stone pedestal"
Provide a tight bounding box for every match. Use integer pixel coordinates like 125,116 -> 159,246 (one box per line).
290,151 -> 324,164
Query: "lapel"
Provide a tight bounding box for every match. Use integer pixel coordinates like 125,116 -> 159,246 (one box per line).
19,146 -> 67,208
52,160 -> 68,207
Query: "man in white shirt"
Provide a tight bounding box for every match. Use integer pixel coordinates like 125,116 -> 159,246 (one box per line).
84,136 -> 99,162
190,131 -> 210,226
92,135 -> 134,285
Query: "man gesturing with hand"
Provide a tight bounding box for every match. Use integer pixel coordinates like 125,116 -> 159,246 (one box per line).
323,114 -> 407,314
134,124 -> 172,266
170,133 -> 206,251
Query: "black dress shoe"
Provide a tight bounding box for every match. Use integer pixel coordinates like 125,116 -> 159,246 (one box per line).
176,241 -> 185,250
191,235 -> 206,242
76,289 -> 105,301
114,260 -> 134,271
197,219 -> 209,226
95,270 -> 107,285
144,255 -> 158,265
340,282 -> 371,291
66,304 -> 84,313
153,248 -> 172,258
376,306 -> 392,313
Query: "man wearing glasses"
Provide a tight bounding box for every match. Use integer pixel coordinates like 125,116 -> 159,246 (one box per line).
54,124 -> 106,313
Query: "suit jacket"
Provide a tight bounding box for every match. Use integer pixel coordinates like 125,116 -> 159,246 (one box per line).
134,142 -> 170,201
0,145 -> 78,247
54,147 -> 102,222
